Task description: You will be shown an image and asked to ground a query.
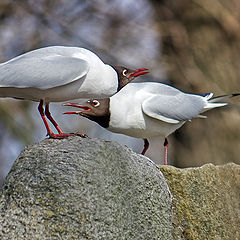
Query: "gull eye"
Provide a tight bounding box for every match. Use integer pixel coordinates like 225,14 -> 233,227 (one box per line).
122,69 -> 128,76
91,100 -> 100,107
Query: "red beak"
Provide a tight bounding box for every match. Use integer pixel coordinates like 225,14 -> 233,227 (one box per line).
129,68 -> 149,78
63,102 -> 91,115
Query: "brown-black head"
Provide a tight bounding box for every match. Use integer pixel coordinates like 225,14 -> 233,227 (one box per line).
112,66 -> 149,91
63,99 -> 110,128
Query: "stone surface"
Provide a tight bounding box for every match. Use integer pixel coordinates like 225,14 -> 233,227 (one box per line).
0,137 -> 172,240
159,163 -> 240,240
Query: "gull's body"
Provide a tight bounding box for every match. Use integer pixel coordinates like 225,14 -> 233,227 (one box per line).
108,82 -> 189,138
0,46 -> 120,102
64,82 -> 238,164
0,46 -> 148,138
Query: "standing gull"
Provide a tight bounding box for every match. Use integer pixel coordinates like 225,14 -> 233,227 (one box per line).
0,46 -> 148,138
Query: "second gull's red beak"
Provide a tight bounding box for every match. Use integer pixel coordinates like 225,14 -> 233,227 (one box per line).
63,102 -> 92,115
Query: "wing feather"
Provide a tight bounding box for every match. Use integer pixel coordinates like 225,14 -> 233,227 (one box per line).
142,93 -> 205,124
0,52 -> 90,89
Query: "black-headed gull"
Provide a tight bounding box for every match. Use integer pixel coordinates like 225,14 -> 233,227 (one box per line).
0,46 -> 149,138
64,82 -> 239,164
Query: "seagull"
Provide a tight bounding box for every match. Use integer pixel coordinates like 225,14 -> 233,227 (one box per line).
64,82 -> 239,164
0,46 -> 149,138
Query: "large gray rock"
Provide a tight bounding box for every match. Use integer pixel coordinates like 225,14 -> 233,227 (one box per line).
0,137 -> 172,240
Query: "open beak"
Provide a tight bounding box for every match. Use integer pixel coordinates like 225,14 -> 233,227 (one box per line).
129,68 -> 149,78
63,102 -> 92,115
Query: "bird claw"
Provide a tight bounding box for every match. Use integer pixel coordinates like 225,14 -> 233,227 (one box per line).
75,131 -> 88,138
47,132 -> 76,139
47,131 -> 87,139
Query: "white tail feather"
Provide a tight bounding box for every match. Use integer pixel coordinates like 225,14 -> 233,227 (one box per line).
203,102 -> 228,112
201,93 -> 240,113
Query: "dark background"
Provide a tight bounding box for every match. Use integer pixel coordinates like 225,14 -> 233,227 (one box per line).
0,0 -> 240,186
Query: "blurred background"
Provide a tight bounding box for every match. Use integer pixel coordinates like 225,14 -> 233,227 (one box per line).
0,0 -> 240,186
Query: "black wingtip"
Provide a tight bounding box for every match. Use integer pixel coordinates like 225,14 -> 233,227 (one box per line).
232,93 -> 240,97
209,93 -> 240,103
199,92 -> 212,97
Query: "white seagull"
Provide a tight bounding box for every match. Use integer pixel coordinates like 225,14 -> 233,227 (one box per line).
0,46 -> 149,138
64,82 -> 239,164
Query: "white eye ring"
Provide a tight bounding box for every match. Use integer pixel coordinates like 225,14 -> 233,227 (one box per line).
122,69 -> 128,76
92,100 -> 100,107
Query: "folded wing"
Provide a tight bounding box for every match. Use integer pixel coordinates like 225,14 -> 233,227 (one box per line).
0,53 -> 90,89
142,93 -> 205,124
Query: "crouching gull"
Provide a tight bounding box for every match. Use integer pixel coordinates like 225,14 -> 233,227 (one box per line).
64,82 -> 239,165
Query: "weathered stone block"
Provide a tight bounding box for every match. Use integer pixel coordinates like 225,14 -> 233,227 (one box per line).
159,163 -> 240,240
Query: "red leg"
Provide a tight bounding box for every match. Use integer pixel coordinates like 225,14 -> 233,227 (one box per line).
38,100 -> 55,136
141,139 -> 149,155
45,104 -> 87,137
45,104 -> 64,134
38,100 -> 77,139
164,138 -> 168,165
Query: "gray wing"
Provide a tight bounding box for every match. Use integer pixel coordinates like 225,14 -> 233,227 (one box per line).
0,53 -> 89,89
142,93 -> 205,124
